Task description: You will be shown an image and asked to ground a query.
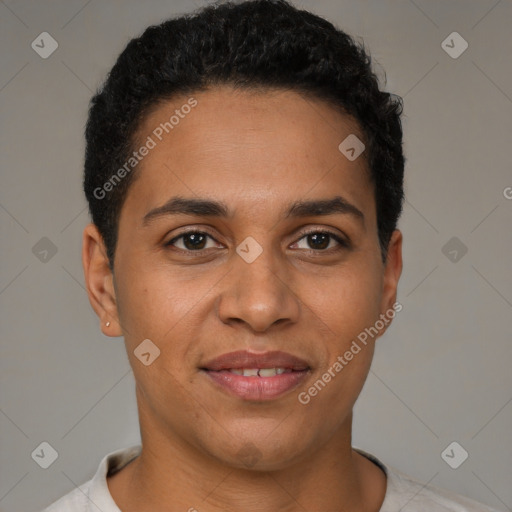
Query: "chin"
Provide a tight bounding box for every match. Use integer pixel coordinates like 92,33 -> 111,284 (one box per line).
204,430 -> 310,472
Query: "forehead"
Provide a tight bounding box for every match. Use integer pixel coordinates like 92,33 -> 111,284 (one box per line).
122,86 -> 375,225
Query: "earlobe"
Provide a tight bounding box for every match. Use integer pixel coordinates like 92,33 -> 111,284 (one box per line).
82,223 -> 123,337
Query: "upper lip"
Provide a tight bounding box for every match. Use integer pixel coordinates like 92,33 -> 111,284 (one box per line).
201,350 -> 310,371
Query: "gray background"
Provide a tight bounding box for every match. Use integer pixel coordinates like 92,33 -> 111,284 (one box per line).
1,1 -> 511,511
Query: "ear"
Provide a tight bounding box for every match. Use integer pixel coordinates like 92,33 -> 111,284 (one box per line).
378,229 -> 403,333
82,223 -> 123,337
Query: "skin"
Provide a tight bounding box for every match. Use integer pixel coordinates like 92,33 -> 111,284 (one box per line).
83,85 -> 402,512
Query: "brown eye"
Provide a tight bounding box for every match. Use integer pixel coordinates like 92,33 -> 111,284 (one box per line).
166,231 -> 219,252
293,230 -> 349,252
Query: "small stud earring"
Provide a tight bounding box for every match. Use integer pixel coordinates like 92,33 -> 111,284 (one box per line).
106,321 -> 111,327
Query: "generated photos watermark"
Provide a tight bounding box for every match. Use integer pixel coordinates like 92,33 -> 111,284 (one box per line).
93,97 -> 198,200
298,301 -> 403,404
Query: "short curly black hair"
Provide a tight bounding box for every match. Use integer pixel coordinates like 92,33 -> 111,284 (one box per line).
84,0 -> 405,270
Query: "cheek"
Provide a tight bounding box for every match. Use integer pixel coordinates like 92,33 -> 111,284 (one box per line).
303,258 -> 383,341
115,262 -> 207,343
113,263 -> 220,391
298,257 -> 382,409
297,268 -> 380,419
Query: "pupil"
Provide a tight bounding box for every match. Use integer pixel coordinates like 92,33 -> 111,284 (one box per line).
309,233 -> 329,250
184,233 -> 206,250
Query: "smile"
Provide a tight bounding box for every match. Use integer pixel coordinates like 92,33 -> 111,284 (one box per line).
200,349 -> 311,401
202,368 -> 309,401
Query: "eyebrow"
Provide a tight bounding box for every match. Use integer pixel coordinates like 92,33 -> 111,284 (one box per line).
142,195 -> 365,227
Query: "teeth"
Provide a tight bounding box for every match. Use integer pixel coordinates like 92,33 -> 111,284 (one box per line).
243,368 -> 259,377
227,368 -> 288,377
258,368 -> 277,377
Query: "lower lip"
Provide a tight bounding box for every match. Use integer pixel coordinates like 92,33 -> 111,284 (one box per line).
202,370 -> 309,401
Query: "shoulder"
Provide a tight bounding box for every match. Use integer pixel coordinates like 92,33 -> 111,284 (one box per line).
354,447 -> 502,512
39,445 -> 142,512
383,465 -> 501,511
42,483 -> 91,511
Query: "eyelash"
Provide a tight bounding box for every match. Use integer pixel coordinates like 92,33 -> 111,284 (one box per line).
165,228 -> 350,255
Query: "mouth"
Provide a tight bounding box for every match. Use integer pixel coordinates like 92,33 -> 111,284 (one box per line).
200,350 -> 311,401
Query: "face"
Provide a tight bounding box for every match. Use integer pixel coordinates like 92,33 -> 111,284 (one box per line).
83,86 -> 402,470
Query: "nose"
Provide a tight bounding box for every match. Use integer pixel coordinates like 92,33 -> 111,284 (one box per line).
216,248 -> 300,334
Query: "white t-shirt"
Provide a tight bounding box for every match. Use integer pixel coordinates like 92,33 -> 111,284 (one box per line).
42,445 -> 502,511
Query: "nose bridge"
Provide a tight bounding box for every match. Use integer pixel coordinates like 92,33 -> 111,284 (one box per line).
216,237 -> 300,332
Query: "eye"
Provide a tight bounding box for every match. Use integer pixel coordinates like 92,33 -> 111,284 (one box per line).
291,229 -> 349,252
165,230 -> 222,252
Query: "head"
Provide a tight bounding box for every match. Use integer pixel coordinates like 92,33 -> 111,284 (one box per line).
83,0 -> 404,470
